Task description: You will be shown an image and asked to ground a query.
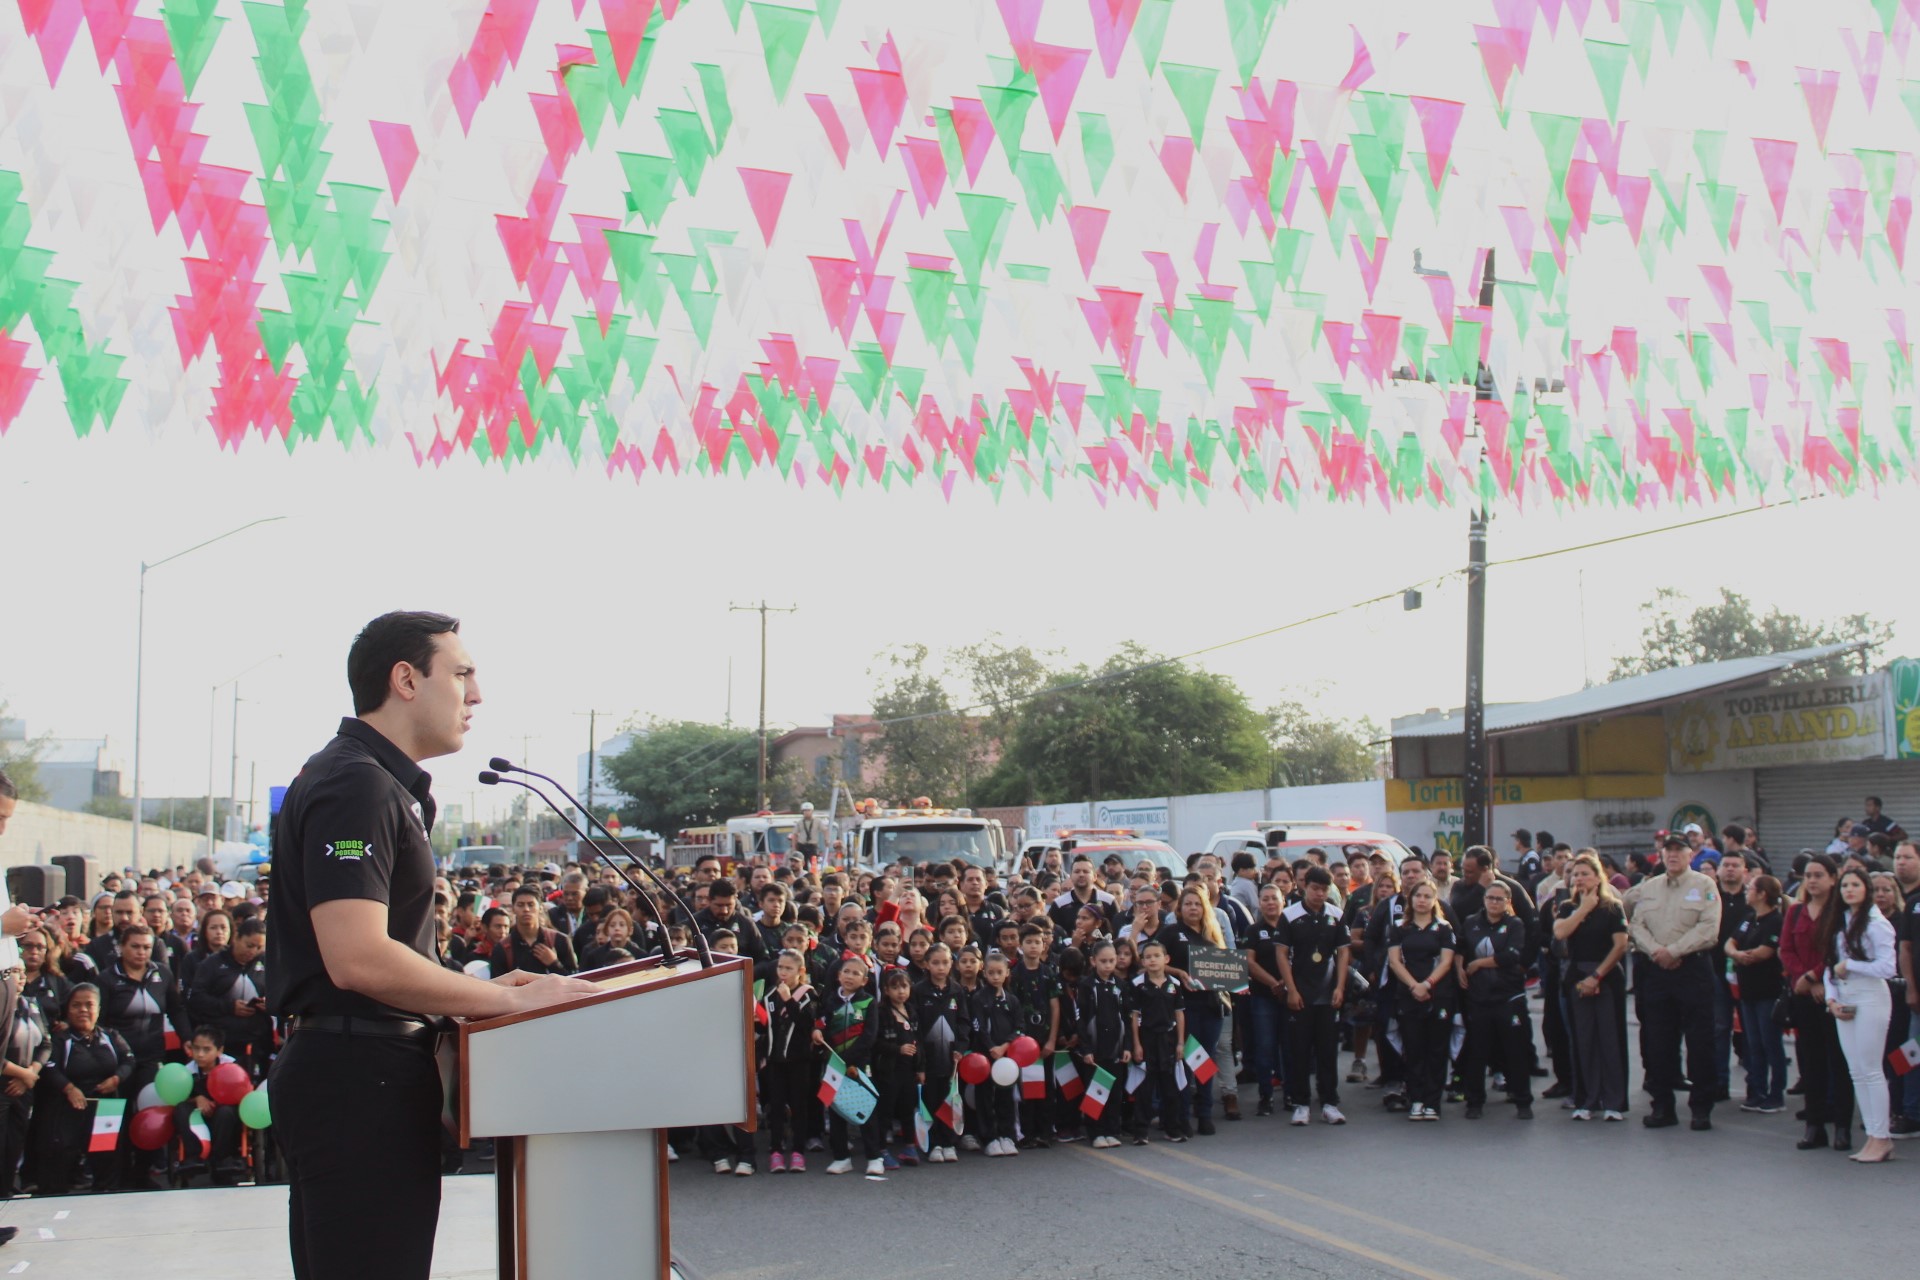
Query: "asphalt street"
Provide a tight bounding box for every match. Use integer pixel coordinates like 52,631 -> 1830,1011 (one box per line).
672,1010 -> 1917,1280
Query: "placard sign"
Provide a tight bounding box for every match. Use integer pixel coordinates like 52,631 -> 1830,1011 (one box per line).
1183,943 -> 1250,994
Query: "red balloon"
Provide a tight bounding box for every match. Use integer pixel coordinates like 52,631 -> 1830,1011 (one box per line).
129,1106 -> 175,1152
207,1062 -> 253,1107
957,1052 -> 991,1085
1008,1035 -> 1041,1068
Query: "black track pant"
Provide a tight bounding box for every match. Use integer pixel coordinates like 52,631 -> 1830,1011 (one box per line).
272,1029 -> 442,1280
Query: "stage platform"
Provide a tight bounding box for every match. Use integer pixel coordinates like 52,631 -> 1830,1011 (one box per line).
0,1177 -> 500,1278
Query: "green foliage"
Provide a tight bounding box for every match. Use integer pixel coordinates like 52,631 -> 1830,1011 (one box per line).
0,699 -> 51,803
974,644 -> 1268,806
869,645 -> 983,805
1265,692 -> 1384,787
599,719 -> 804,834
1610,588 -> 1891,684
84,793 -> 132,820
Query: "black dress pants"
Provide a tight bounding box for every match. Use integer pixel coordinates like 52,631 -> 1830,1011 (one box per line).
272,1028 -> 444,1280
1636,955 -> 1715,1118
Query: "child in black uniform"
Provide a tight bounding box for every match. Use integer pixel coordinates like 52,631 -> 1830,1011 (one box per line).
1008,924 -> 1061,1149
1077,940 -> 1131,1148
761,949 -> 819,1173
1130,939 -> 1189,1143
870,969 -> 920,1170
913,943 -> 971,1164
816,954 -> 882,1176
970,952 -> 1023,1157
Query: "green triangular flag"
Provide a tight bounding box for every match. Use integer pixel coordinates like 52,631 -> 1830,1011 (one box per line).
749,4 -> 812,103
1160,63 -> 1219,147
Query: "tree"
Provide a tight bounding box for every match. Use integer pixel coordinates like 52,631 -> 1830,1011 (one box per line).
950,637 -> 1052,759
868,645 -> 982,805
1611,588 -> 1892,683
0,699 -> 51,802
975,645 -> 1268,806
84,793 -> 132,820
599,720 -> 798,835
1265,693 -> 1384,786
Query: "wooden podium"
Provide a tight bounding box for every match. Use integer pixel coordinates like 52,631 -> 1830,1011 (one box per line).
453,951 -> 756,1280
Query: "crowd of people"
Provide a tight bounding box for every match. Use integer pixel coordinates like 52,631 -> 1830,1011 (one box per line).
5,769 -> 1917,1195
445,800 -> 1920,1178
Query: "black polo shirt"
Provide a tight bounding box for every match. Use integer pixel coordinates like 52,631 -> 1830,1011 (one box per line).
266,718 -> 440,1019
1278,900 -> 1348,1004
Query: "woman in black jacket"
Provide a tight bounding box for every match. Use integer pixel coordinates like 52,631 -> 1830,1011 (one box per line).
20,927 -> 70,1033
760,950 -> 819,1173
869,969 -> 921,1169
36,984 -> 134,1195
176,909 -> 232,995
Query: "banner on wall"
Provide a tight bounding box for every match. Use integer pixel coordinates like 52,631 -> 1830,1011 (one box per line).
1893,661 -> 1920,762
1094,800 -> 1170,843
1666,674 -> 1889,774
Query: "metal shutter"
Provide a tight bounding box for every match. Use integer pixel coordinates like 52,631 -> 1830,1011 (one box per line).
1754,760 -> 1920,859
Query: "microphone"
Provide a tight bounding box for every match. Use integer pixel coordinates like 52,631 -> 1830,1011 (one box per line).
488,757 -> 713,967
477,772 -> 696,969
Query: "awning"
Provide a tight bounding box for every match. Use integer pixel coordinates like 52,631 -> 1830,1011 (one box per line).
1392,642 -> 1868,740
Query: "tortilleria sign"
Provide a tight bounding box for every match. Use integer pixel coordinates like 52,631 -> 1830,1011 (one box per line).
1666,673 -> 1889,773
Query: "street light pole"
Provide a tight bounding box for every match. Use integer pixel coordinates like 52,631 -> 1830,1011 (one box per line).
133,516 -> 285,870
206,654 -> 279,863
730,601 -> 796,810
1461,248 -> 1499,851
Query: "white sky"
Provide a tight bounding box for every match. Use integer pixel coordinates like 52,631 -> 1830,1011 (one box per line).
3,424 -> 1911,826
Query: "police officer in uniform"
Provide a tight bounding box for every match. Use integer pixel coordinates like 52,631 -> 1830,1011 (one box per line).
1628,833 -> 1722,1131
267,613 -> 594,1280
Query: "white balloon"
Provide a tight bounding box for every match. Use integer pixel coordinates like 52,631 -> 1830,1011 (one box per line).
989,1056 -> 1020,1087
137,1083 -> 163,1112
464,960 -> 493,979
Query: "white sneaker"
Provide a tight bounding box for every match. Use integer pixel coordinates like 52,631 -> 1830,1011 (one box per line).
1407,1104 -> 1426,1121
734,1162 -> 754,1176
959,1134 -> 982,1152
1570,1109 -> 1592,1121
712,1158 -> 733,1174
666,1145 -> 678,1163
926,1147 -> 946,1163
1003,1139 -> 1020,1155
1291,1106 -> 1311,1126
1603,1110 -> 1625,1122
1322,1105 -> 1347,1125
865,1158 -> 886,1177
825,1158 -> 853,1174
942,1146 -> 958,1162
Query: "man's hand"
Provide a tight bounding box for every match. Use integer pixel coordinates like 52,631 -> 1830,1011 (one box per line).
3,1080 -> 23,1098
500,973 -> 598,1013
1330,985 -> 1345,1011
96,1076 -> 118,1094
1287,990 -> 1304,1012
233,1000 -> 256,1018
530,942 -> 559,967
0,905 -> 33,937
1652,946 -> 1675,968
491,970 -> 547,988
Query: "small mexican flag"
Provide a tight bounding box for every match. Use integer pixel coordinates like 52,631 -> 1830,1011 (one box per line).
817,1050 -> 847,1107
1889,1038 -> 1920,1077
1182,1035 -> 1217,1084
90,1099 -> 127,1152
187,1110 -> 212,1157
1124,1063 -> 1147,1097
913,1089 -> 932,1152
1080,1067 -> 1116,1119
1052,1052 -> 1084,1100
934,1075 -> 963,1135
753,980 -> 768,1026
1019,1058 -> 1048,1100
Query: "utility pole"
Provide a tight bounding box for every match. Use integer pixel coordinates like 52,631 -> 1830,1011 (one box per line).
1461,247 -> 1498,851
574,709 -> 613,838
730,601 -> 796,810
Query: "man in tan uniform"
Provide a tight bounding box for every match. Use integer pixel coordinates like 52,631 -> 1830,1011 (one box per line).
1628,834 -> 1721,1130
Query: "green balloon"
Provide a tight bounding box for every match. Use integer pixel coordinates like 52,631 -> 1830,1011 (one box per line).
154,1062 -> 193,1106
239,1086 -> 272,1130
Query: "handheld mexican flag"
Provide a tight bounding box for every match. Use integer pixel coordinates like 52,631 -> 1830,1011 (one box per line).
187,1109 -> 212,1158
1020,1058 -> 1048,1100
1080,1067 -> 1116,1119
1182,1035 -> 1218,1084
817,1050 -> 847,1107
1052,1052 -> 1084,1100
1889,1038 -> 1920,1076
753,980 -> 768,1026
913,1088 -> 933,1152
934,1075 -> 963,1135
90,1099 -> 127,1152
1124,1063 -> 1147,1097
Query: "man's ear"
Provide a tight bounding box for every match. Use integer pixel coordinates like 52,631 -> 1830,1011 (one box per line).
389,661 -> 419,703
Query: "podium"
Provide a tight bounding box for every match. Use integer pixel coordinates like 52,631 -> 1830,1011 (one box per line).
454,951 -> 756,1280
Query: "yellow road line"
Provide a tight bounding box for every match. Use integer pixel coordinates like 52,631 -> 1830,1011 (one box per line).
1144,1144 -> 1566,1280
1078,1145 -> 1459,1280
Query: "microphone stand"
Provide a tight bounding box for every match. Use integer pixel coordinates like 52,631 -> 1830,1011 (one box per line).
478,772 -> 700,970
491,758 -> 715,968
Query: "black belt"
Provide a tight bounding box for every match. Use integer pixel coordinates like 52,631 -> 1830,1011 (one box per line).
287,1014 -> 440,1048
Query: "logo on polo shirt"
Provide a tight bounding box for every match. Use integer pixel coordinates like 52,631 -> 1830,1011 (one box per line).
325,839 -> 373,860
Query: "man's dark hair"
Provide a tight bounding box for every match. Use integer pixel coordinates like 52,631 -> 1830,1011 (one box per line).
113,889 -> 138,905
0,769 -> 15,801
1230,851 -> 1256,873
1867,795 -> 1883,808
511,885 -> 543,903
707,879 -> 736,900
1534,830 -> 1554,849
191,1024 -> 226,1048
1301,866 -> 1333,888
347,611 -> 461,715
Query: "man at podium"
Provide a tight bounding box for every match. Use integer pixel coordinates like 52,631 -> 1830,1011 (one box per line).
267,612 -> 596,1280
